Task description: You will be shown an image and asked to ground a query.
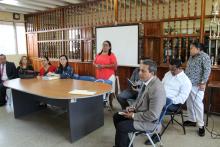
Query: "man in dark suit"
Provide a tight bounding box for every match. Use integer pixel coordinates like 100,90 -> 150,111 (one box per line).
113,59 -> 166,147
0,54 -> 17,106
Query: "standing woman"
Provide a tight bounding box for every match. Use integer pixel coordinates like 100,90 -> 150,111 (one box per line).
39,56 -> 56,76
93,40 -> 117,107
56,55 -> 74,79
17,56 -> 34,77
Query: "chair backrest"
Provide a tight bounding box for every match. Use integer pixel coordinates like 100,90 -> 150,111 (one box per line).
95,79 -> 112,85
158,98 -> 173,124
78,76 -> 96,81
115,75 -> 121,95
72,74 -> 79,79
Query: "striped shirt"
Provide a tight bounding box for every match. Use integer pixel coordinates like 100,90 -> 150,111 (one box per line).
185,51 -> 211,86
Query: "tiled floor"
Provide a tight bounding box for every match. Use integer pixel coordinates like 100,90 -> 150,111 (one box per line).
0,100 -> 220,147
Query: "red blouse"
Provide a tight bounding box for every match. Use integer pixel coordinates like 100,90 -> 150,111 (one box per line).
94,53 -> 117,80
39,65 -> 56,76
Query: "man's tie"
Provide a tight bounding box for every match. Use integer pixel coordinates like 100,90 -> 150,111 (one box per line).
0,64 -> 4,80
137,84 -> 146,100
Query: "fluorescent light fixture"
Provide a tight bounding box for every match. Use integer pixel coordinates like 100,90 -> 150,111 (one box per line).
0,0 -> 19,6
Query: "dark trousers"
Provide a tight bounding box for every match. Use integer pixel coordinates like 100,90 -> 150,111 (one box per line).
113,113 -> 137,147
117,89 -> 138,109
167,104 -> 180,112
0,82 -> 6,105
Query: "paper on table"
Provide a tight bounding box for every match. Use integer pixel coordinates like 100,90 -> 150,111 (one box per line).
42,76 -> 60,80
69,89 -> 96,95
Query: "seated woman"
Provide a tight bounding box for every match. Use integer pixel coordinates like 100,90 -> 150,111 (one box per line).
39,56 -> 56,76
56,55 -> 74,79
17,56 -> 34,78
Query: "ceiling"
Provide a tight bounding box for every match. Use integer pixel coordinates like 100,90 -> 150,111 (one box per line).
0,0 -> 96,14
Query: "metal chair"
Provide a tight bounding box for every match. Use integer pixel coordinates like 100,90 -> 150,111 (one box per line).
161,104 -> 186,135
128,98 -> 173,147
78,75 -> 96,81
95,79 -> 113,111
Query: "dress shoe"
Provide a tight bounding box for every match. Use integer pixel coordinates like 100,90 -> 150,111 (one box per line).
198,126 -> 205,137
145,134 -> 160,145
183,120 -> 196,127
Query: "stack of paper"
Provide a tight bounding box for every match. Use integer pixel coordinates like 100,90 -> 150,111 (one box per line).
69,89 -> 96,95
42,76 -> 60,80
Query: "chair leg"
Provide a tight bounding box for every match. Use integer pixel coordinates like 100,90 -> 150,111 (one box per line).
146,134 -> 156,147
128,133 -> 136,147
155,133 -> 163,147
161,119 -> 172,136
171,115 -> 174,124
180,112 -> 186,135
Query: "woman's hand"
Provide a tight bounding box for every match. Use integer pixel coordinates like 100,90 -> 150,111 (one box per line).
95,64 -> 103,69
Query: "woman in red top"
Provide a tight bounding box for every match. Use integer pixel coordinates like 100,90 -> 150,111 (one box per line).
39,56 -> 56,76
94,40 -> 117,80
93,40 -> 117,108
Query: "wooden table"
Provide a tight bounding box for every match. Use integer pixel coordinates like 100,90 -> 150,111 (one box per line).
4,78 -> 112,143
206,81 -> 220,126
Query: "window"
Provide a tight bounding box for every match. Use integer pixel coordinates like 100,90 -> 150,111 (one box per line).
0,21 -> 16,55
0,21 -> 27,55
15,23 -> 27,54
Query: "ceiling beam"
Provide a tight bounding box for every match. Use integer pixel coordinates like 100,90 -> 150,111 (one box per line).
33,0 -> 69,6
59,0 -> 82,4
0,9 -> 28,14
16,0 -> 58,9
0,1 -> 47,11
0,3 -> 37,13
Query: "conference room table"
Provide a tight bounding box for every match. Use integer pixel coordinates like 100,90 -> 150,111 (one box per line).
3,78 -> 112,143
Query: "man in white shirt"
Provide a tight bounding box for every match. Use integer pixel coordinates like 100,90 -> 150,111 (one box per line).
162,59 -> 192,110
0,54 -> 17,106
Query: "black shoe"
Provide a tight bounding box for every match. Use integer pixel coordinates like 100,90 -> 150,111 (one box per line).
183,121 -> 196,127
198,126 -> 205,137
144,134 -> 160,145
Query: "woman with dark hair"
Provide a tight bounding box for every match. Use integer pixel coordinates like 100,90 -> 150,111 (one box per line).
93,40 -> 117,80
56,55 -> 74,79
39,56 -> 56,76
93,40 -> 117,107
17,56 -> 34,77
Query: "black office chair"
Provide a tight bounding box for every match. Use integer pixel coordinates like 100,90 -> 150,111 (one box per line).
161,104 -> 186,135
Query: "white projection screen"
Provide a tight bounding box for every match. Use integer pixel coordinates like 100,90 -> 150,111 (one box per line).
96,25 -> 138,66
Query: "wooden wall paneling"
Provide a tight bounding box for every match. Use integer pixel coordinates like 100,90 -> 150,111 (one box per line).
188,0 -> 190,17
200,0 -> 206,43
146,0 -> 148,20
114,0 -> 118,23
27,33 -> 34,57
116,66 -> 135,90
152,0 -> 154,20
124,0 -> 126,22
129,0 -> 131,22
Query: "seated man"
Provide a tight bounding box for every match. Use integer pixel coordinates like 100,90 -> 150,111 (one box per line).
113,59 -> 166,147
163,59 -> 192,110
145,59 -> 192,145
0,54 -> 17,106
117,67 -> 142,109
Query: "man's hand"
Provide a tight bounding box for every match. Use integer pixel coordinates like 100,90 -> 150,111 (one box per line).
126,106 -> 135,112
123,112 -> 134,119
198,83 -> 206,91
131,85 -> 138,92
